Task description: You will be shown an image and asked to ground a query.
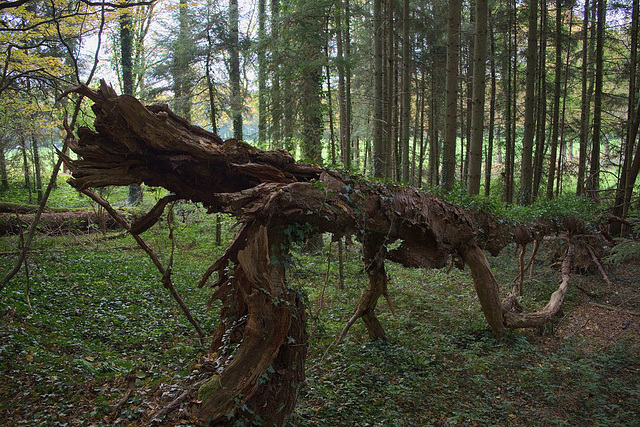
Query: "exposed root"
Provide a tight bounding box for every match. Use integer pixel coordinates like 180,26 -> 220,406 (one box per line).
503,243 -> 576,328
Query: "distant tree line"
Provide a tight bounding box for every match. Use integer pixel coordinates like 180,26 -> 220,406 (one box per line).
1,0 -> 639,232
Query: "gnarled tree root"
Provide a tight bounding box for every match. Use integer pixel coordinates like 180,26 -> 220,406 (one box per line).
198,225 -> 307,425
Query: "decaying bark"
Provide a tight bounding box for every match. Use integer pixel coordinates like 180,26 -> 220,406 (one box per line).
0,210 -> 134,235
63,81 -> 602,425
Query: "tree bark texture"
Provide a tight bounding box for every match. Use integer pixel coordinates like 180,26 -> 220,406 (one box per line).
442,0 -> 461,191
467,0 -> 488,196
520,0 -> 538,205
64,82 -> 604,424
229,0 -> 243,140
373,0 -> 385,178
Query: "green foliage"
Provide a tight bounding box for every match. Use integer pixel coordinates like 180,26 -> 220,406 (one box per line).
432,185 -> 603,228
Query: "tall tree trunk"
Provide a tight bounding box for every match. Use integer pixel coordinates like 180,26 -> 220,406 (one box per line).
484,22 -> 496,197
503,25 -> 513,203
121,9 -> 143,205
464,0 -> 474,188
325,38 -> 337,165
206,17 -> 222,245
587,0 -> 605,201
373,0 -> 385,178
229,0 -> 243,140
400,0 -> 411,182
335,0 -> 352,169
336,0 -> 346,166
411,65 -> 422,186
577,0 -> 597,195
271,0 -> 282,148
610,0 -> 640,236
300,1 -> 328,169
344,0 -> 352,170
283,78 -> 295,153
460,61 -> 466,181
258,0 -> 267,144
173,0 -> 193,121
509,0 -> 517,203
428,70 -> 439,187
503,2 -> 518,204
442,0 -> 462,191
532,0 -> 547,200
556,6 -> 574,198
467,0 -> 488,195
547,0 -> 563,200
385,0 -> 395,179
120,12 -> 134,96
520,0 -> 538,205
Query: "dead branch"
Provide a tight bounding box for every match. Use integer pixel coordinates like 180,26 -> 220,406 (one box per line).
587,245 -> 613,287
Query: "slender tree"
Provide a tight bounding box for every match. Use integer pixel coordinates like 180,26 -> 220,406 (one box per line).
400,0 -> 411,182
467,0 -> 488,195
229,0 -> 243,140
121,8 -> 143,205
299,1 -> 329,164
258,0 -> 267,144
547,0 -> 563,199
586,0 -> 605,200
271,0 -> 282,148
484,21 -> 496,197
532,0 -> 547,200
577,0 -> 596,195
442,0 -> 462,190
520,0 -> 538,205
172,0 -> 194,121
612,0 -> 639,234
503,8 -> 514,203
373,0 -> 385,178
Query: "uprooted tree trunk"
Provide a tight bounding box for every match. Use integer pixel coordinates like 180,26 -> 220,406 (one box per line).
62,81 -> 602,425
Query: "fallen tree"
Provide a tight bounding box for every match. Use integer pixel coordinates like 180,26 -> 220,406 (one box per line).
0,210 -> 135,235
61,81 -> 604,425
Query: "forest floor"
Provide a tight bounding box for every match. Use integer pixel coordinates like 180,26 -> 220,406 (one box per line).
0,190 -> 639,426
